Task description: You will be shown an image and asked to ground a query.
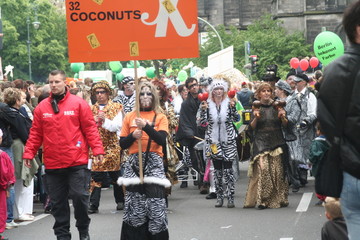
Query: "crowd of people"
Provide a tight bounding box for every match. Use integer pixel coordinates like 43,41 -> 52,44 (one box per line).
0,1 -> 359,240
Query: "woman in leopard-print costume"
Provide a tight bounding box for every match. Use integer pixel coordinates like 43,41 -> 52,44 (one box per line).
244,83 -> 289,209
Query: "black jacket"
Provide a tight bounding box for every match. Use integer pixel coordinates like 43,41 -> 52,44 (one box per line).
236,88 -> 253,109
318,43 -> 360,179
6,106 -> 32,144
176,94 -> 202,144
0,102 -> 14,148
321,217 -> 348,240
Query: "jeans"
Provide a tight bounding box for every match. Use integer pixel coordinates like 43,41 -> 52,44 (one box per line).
341,172 -> 360,240
0,147 -> 14,223
45,165 -> 91,239
6,187 -> 15,223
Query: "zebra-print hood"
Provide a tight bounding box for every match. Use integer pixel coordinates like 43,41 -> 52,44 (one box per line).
207,78 -> 229,95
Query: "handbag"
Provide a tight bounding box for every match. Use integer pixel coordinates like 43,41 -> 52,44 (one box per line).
316,67 -> 359,198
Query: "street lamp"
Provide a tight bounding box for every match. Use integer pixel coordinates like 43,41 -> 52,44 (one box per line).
197,17 -> 224,50
26,7 -> 40,81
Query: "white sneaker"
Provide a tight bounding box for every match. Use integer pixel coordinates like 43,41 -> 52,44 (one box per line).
17,214 -> 35,221
6,220 -> 19,229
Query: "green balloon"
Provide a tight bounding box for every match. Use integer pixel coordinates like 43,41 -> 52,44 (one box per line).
116,73 -> 124,81
74,73 -> 79,78
177,70 -> 188,82
109,61 -> 123,73
126,62 -> 133,68
70,63 -> 83,73
79,63 -> 85,72
313,31 -> 344,66
126,60 -> 140,68
146,67 -> 156,78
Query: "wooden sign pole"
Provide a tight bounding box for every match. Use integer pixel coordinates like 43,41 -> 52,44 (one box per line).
134,61 -> 144,183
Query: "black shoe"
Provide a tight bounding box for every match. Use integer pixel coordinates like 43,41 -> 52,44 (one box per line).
292,187 -> 300,193
79,232 -> 90,240
257,205 -> 267,210
116,202 -> 124,211
44,205 -> 52,214
315,200 -> 324,206
57,236 -> 71,240
87,207 -> 98,214
206,192 -> 217,199
215,199 -> 223,208
180,181 -> 188,188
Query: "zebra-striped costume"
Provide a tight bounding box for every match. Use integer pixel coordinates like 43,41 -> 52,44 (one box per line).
117,152 -> 170,239
199,97 -> 239,203
113,91 -> 136,114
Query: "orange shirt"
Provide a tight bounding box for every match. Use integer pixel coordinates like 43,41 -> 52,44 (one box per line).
121,111 -> 168,157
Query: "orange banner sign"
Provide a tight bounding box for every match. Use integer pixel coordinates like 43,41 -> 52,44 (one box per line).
66,0 -> 199,62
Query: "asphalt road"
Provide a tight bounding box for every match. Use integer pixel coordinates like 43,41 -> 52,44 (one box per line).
5,162 -> 326,240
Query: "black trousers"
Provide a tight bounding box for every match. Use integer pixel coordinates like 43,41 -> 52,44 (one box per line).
181,138 -> 202,172
45,165 -> 91,240
90,171 -> 124,209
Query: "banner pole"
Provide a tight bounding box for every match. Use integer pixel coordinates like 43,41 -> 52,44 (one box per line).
134,61 -> 144,184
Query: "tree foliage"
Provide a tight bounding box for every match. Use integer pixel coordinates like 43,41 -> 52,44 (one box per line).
169,15 -> 312,80
1,0 -> 67,82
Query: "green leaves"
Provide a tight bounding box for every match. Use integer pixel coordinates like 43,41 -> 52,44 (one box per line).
1,0 -> 67,82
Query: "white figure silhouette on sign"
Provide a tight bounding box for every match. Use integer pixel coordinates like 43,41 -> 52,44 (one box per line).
141,0 -> 196,37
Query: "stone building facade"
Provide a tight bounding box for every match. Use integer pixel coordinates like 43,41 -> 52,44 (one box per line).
198,0 -> 357,44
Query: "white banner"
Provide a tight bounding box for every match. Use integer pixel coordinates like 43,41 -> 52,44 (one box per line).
207,46 -> 234,77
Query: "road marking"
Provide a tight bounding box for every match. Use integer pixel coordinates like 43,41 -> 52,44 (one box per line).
280,238 -> 293,240
296,192 -> 313,212
17,214 -> 50,226
221,225 -> 232,229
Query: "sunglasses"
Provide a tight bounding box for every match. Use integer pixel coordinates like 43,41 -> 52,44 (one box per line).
140,92 -> 152,96
95,90 -> 107,95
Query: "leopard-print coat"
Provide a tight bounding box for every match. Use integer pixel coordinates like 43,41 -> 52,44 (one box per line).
90,101 -> 123,171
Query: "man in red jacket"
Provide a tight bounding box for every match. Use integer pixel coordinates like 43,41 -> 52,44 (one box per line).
23,70 -> 104,240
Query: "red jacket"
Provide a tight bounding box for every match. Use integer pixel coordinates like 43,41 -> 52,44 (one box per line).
0,150 -> 15,190
23,91 -> 104,169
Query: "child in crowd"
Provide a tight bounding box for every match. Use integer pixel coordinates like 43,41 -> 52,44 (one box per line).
321,197 -> 348,240
0,129 -> 16,240
309,121 -> 329,205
